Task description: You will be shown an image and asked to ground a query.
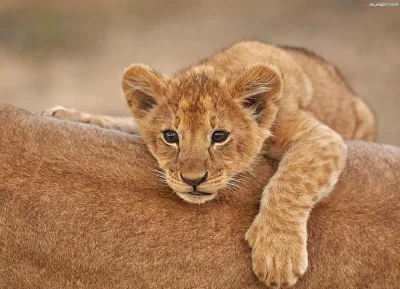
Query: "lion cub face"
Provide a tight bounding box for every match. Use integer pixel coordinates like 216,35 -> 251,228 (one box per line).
122,64 -> 282,204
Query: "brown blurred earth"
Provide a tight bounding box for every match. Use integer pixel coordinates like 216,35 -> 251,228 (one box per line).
0,0 -> 399,145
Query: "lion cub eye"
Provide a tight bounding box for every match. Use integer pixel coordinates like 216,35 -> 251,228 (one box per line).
212,130 -> 229,144
163,130 -> 179,144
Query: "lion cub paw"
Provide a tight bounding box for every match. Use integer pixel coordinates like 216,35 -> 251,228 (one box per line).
245,213 -> 308,288
41,106 -> 86,122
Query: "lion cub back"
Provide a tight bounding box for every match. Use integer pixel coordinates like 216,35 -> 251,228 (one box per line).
279,45 -> 376,141
205,41 -> 376,141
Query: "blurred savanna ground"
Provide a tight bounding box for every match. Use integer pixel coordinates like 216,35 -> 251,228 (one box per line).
0,0 -> 399,145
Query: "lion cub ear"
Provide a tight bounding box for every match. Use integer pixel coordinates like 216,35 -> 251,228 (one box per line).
122,64 -> 168,119
230,64 -> 283,128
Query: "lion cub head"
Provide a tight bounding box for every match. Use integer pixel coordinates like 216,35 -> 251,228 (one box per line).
122,63 -> 282,204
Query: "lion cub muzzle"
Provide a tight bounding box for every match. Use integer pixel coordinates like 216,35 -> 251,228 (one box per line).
181,172 -> 212,196
181,172 -> 208,188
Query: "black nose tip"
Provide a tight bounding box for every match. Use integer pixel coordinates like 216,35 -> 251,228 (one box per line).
181,172 -> 208,188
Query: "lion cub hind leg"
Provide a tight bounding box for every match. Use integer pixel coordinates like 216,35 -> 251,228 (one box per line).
41,106 -> 138,134
245,110 -> 347,288
352,97 -> 376,141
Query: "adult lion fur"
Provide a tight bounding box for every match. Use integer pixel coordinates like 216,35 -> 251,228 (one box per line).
0,105 -> 398,289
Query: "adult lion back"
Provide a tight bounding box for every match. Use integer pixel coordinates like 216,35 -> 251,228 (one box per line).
0,105 -> 398,289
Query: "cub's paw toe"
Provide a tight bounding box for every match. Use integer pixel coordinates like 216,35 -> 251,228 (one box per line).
252,244 -> 306,288
244,220 -> 258,248
41,106 -> 85,122
245,214 -> 308,288
41,106 -> 69,117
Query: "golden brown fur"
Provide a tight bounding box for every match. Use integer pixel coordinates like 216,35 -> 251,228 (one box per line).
0,106 -> 398,289
43,41 -> 376,287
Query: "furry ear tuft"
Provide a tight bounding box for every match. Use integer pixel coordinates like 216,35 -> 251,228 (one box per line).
122,64 -> 167,118
230,64 -> 282,128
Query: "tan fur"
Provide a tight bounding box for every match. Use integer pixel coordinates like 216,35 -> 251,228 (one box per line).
1,106 -> 398,289
41,106 -> 139,134
43,41 -> 376,287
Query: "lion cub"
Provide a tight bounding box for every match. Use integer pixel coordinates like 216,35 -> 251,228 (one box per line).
43,41 -> 375,288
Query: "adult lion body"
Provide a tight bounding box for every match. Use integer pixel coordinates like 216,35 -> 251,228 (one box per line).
0,106 -> 398,289
43,41 -> 376,287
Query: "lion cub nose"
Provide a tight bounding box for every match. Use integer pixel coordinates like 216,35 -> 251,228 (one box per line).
180,172 -> 208,188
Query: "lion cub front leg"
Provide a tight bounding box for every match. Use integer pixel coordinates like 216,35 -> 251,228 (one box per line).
245,111 -> 347,288
41,106 -> 138,134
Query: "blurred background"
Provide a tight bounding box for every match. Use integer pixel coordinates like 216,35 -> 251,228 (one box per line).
0,0 -> 399,145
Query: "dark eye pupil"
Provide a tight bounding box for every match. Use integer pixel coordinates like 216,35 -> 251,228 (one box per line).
212,131 -> 229,143
163,130 -> 179,143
